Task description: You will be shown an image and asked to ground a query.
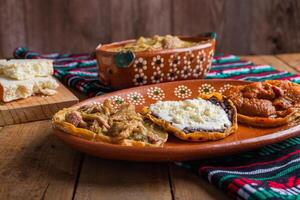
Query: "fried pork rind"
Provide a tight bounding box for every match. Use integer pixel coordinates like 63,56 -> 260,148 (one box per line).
224,80 -> 300,127
142,93 -> 238,142
52,100 -> 168,147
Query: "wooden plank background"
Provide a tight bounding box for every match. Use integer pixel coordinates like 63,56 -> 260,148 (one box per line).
1,0 -> 300,57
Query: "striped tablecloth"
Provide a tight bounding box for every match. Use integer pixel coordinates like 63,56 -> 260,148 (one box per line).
14,47 -> 300,200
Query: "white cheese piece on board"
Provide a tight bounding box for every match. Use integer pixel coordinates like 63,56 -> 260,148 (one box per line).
0,59 -> 53,80
0,59 -> 7,74
0,75 -> 59,102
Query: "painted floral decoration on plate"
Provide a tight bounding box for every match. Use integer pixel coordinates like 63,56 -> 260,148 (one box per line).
127,92 -> 145,105
174,85 -> 192,99
198,83 -> 216,94
219,84 -> 233,94
109,95 -> 126,109
147,87 -> 165,101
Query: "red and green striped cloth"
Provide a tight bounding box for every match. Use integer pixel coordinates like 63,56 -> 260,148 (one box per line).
14,47 -> 300,200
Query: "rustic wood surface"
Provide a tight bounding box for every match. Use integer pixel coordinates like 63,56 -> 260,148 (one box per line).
241,55 -> 298,73
75,158 -> 172,200
0,81 -> 79,126
0,54 -> 299,199
0,120 -> 82,199
1,0 -> 300,57
276,53 -> 300,71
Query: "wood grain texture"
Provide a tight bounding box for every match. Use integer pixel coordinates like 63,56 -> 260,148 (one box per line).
24,0 -> 68,53
266,1 -> 300,54
1,0 -> 300,57
241,55 -> 298,73
243,0 -> 300,55
172,0 -> 300,55
276,53 -> 300,72
110,0 -> 172,41
0,0 -> 26,58
169,165 -> 229,200
66,0 -> 112,52
221,0 -> 254,54
74,157 -> 172,200
172,0 -> 224,47
0,120 -> 81,199
173,0 -> 256,53
0,81 -> 78,126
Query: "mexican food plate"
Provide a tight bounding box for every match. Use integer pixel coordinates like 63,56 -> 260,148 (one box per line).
52,79 -> 300,161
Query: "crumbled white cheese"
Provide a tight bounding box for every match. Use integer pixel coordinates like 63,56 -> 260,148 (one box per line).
149,98 -> 231,131
1,59 -> 53,80
0,59 -> 7,74
0,75 -> 59,102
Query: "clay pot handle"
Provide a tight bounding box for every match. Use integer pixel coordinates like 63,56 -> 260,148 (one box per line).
113,50 -> 136,69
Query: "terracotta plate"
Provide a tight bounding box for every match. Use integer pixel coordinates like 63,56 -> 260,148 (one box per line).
53,79 -> 300,161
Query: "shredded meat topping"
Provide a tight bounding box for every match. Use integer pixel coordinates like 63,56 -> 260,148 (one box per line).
65,111 -> 83,127
65,100 -> 165,144
224,80 -> 300,118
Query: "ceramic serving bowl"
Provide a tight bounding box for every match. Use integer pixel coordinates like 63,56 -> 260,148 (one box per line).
95,32 -> 216,89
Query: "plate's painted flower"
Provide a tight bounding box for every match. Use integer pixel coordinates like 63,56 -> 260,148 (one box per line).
181,65 -> 192,79
126,92 -> 145,105
168,54 -> 181,68
147,87 -> 165,101
167,68 -> 179,81
174,85 -> 192,98
198,83 -> 216,94
219,84 -> 233,94
109,95 -> 125,109
133,72 -> 147,86
90,101 -> 103,107
151,55 -> 164,70
151,70 -> 164,83
133,57 -> 147,72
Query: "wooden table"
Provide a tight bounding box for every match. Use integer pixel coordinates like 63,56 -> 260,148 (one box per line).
1,54 -> 300,200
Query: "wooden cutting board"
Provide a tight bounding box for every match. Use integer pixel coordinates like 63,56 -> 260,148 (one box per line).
0,81 -> 79,126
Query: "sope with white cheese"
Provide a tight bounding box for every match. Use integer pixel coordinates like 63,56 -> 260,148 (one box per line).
149,98 -> 231,132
